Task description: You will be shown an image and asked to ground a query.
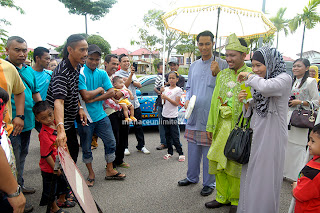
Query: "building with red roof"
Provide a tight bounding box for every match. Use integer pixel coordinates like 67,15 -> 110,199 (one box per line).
111,48 -> 130,56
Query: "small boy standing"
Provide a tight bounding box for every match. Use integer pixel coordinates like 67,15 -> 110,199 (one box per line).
292,123 -> 320,213
33,101 -> 75,213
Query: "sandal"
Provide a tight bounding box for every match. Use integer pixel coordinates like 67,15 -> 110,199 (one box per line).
117,162 -> 130,168
66,191 -> 75,202
57,200 -> 76,208
52,209 -> 69,213
86,177 -> 95,187
178,155 -> 185,162
164,154 -> 172,160
105,172 -> 126,180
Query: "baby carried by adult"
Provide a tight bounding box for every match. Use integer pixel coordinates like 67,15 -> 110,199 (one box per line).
112,76 -> 137,122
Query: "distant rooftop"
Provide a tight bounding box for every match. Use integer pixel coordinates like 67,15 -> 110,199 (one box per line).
130,48 -> 159,56
111,48 -> 129,55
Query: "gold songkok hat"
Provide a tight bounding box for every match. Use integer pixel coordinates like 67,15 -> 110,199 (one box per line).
225,33 -> 249,54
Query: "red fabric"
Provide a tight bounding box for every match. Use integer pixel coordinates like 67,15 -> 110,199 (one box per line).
294,156 -> 320,213
0,98 -> 4,124
39,124 -> 57,173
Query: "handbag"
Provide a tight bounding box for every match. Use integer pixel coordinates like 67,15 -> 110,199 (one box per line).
224,112 -> 253,164
289,101 -> 317,129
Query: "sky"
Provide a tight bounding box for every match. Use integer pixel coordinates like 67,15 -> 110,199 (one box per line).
0,0 -> 319,59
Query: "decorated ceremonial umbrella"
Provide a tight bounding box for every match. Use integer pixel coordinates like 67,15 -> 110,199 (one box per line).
161,4 -> 276,39
160,4 -> 276,112
161,4 -> 276,63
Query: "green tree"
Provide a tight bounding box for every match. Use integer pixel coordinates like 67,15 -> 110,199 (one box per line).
289,0 -> 320,57
0,0 -> 24,52
55,34 -> 111,58
175,35 -> 200,66
27,50 -> 34,63
87,34 -> 111,56
131,9 -> 183,68
58,0 -> 117,35
270,7 -> 289,49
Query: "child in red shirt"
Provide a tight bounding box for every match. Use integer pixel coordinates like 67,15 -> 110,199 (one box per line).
292,123 -> 320,213
33,101 -> 75,213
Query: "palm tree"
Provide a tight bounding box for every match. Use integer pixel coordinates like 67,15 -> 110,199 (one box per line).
270,8 -> 289,49
289,0 -> 320,57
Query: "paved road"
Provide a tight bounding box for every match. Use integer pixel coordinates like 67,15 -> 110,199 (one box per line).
23,127 -> 293,212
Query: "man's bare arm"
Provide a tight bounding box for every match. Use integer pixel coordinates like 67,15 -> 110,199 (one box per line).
54,99 -> 67,147
32,92 -> 42,103
12,92 -> 25,136
132,81 -> 142,88
0,146 -> 26,213
79,87 -> 104,102
87,88 -> 115,103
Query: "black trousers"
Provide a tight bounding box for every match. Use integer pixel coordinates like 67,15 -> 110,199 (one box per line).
163,117 -> 183,156
109,111 -> 128,167
65,125 -> 79,163
39,171 -> 69,206
131,107 -> 145,150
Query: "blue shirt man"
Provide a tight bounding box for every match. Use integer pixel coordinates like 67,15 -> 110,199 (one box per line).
32,47 -> 52,101
78,44 -> 126,184
79,64 -> 112,122
5,36 -> 41,198
33,69 -> 52,100
11,64 -> 40,132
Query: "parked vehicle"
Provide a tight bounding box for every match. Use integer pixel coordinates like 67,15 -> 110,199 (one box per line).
136,75 -> 188,127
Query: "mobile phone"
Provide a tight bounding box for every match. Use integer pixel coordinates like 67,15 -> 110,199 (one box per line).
132,62 -> 138,72
289,95 -> 295,106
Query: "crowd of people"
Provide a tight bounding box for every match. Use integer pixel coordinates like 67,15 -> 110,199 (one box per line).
0,30 -> 319,213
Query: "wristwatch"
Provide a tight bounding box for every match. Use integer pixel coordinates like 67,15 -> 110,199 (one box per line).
16,115 -> 25,120
7,185 -> 21,198
301,101 -> 304,106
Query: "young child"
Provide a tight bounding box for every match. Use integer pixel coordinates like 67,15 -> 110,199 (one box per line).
0,87 -> 17,179
292,123 -> 320,213
160,71 -> 185,162
33,101 -> 75,213
112,76 -> 137,122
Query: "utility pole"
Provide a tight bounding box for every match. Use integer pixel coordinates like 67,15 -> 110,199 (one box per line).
258,0 -> 266,47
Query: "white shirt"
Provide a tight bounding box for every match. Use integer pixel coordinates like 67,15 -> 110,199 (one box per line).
0,126 -> 11,162
162,86 -> 183,118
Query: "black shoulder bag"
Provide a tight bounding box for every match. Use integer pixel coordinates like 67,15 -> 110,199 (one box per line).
224,111 -> 253,164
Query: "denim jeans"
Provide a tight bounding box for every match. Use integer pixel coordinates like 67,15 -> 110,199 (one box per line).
78,116 -> 116,164
157,106 -> 166,146
9,130 -> 32,186
163,117 -> 183,155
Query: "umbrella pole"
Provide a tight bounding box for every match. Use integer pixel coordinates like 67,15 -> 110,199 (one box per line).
219,37 -> 221,58
213,7 -> 221,60
162,29 -> 166,105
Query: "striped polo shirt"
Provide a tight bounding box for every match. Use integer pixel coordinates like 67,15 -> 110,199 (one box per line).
46,58 -> 81,130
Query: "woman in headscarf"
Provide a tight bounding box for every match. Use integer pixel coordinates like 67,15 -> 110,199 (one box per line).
236,46 -> 292,213
283,59 -> 319,181
309,65 -> 320,90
